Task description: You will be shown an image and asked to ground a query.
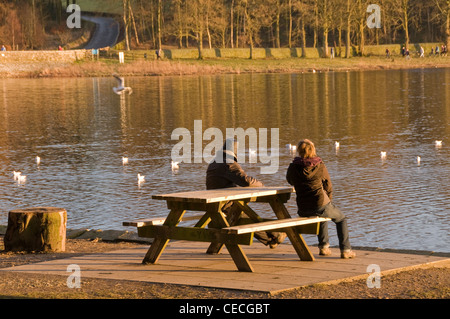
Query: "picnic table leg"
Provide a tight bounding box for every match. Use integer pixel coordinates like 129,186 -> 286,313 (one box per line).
234,201 -> 264,223
142,204 -> 185,264
206,201 -> 242,255
269,196 -> 315,261
142,237 -> 169,265
206,202 -> 254,272
225,244 -> 254,272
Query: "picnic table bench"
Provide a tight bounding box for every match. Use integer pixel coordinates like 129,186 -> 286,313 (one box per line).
123,187 -> 330,272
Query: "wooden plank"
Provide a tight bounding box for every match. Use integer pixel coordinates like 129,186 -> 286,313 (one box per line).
123,214 -> 206,227
224,217 -> 330,235
294,223 -> 322,235
152,187 -> 294,203
138,225 -> 254,246
123,218 -> 165,227
235,217 -> 272,225
167,201 -> 207,211
251,192 -> 291,204
231,218 -> 324,234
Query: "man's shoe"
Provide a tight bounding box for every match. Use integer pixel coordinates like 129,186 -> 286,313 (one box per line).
269,233 -> 287,249
319,247 -> 332,256
340,250 -> 356,259
269,242 -> 279,249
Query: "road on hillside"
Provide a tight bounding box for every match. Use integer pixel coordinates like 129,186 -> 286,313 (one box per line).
81,16 -> 120,49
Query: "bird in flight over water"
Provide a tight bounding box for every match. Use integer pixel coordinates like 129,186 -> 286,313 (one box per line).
113,74 -> 133,95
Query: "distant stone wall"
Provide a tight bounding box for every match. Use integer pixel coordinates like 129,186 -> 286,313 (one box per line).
0,50 -> 89,63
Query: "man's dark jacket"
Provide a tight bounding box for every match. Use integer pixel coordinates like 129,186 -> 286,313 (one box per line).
206,150 -> 263,190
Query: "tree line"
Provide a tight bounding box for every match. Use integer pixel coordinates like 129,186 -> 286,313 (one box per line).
0,0 -> 449,58
116,0 -> 450,58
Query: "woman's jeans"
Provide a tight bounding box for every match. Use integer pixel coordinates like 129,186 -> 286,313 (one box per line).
299,202 -> 351,251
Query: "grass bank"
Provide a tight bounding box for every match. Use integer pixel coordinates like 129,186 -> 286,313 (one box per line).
1,54 -> 449,78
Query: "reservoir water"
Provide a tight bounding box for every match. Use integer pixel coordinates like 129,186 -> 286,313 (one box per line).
0,69 -> 449,253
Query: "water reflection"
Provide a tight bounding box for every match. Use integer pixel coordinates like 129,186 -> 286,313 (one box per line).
0,69 -> 448,252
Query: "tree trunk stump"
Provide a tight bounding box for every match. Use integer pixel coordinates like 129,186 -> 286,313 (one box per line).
4,207 -> 67,252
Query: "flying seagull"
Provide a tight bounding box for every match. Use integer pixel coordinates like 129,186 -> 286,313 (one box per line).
113,75 -> 133,95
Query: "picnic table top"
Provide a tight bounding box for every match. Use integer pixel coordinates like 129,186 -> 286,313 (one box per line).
151,186 -> 294,204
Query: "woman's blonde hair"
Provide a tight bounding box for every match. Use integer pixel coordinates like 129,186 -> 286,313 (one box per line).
297,139 -> 317,158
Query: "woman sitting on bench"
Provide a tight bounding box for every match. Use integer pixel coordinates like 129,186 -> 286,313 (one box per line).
286,139 -> 356,259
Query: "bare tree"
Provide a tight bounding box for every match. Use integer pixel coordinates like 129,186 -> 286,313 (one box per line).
345,0 -> 355,58
242,0 -> 272,58
317,0 -> 333,57
386,0 -> 412,49
433,0 -> 450,48
157,0 -> 162,50
123,0 -> 130,50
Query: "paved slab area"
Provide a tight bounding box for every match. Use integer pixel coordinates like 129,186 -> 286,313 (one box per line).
1,241 -> 448,294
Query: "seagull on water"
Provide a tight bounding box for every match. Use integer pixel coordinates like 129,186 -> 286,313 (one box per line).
113,75 -> 133,95
171,161 -> 179,171
17,174 -> 26,184
137,174 -> 145,183
249,148 -> 257,162
13,171 -> 21,180
380,151 -> 387,159
122,157 -> 129,165
286,144 -> 297,153
435,140 -> 442,147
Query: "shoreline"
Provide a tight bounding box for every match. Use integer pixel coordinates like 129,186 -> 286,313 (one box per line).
0,56 -> 449,78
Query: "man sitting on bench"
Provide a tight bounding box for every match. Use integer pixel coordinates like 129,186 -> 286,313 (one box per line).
206,138 -> 286,248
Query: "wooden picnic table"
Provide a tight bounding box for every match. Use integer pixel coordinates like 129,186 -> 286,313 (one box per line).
125,186 -> 330,272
